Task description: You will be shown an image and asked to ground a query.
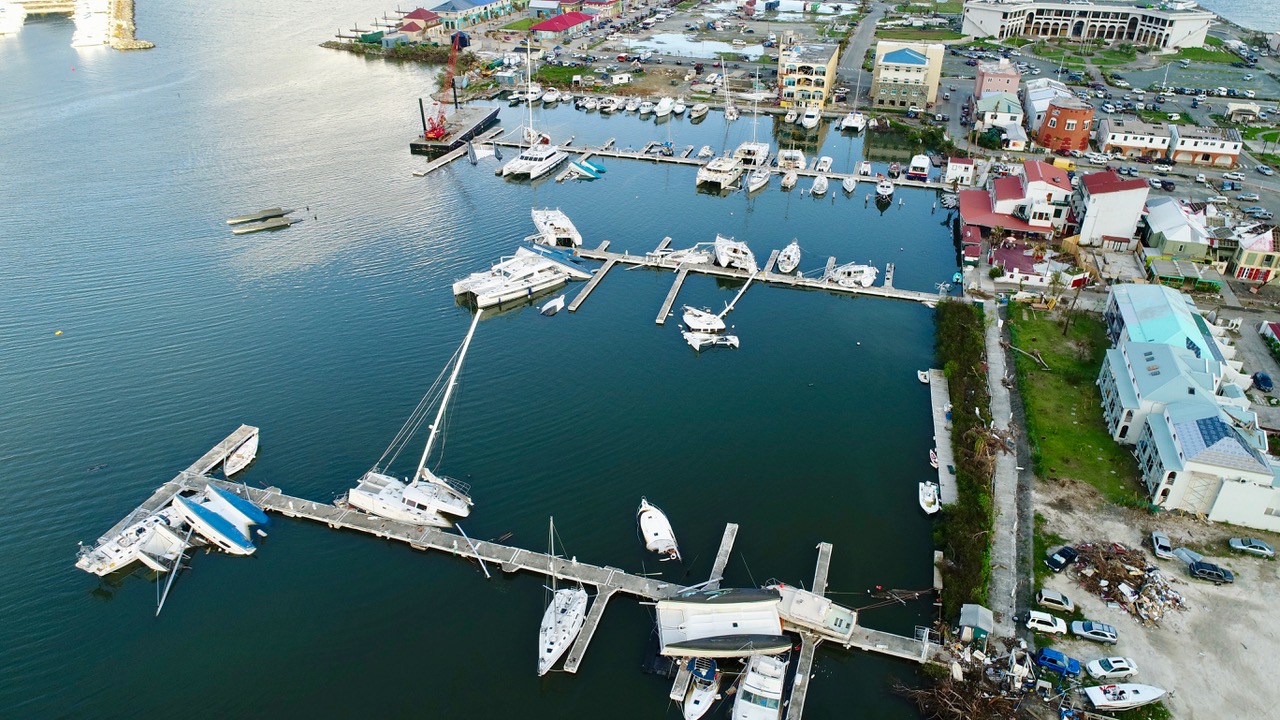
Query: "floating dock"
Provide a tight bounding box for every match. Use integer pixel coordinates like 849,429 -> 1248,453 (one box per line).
928,368 -> 958,505
409,105 -> 500,158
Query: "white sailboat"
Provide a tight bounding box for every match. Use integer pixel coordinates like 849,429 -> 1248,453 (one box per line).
713,235 -> 757,272
682,658 -> 722,720
780,170 -> 798,190
825,261 -> 878,288
537,517 -> 588,676
919,481 -> 941,515
637,497 -> 682,561
75,505 -> 189,576
734,80 -> 770,168
343,313 -> 482,527
223,432 -> 259,478
682,306 -> 726,333
732,655 -> 788,720
746,167 -> 771,193
810,175 -> 828,197
776,241 -> 800,274
531,207 -> 582,247
503,54 -> 568,180
722,81 -> 739,122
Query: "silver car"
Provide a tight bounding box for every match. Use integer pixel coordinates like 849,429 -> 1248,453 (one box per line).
1150,530 -> 1175,560
1229,537 -> 1275,558
1071,620 -> 1119,644
1086,656 -> 1137,680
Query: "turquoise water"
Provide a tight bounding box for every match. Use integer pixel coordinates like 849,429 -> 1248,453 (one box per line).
1,4 -> 959,717
1197,0 -> 1280,33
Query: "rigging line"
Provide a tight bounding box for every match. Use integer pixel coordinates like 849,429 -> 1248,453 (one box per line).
373,345 -> 461,470
740,555 -> 757,589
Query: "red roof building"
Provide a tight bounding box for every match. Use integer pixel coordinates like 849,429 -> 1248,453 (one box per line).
531,11 -> 593,37
1022,159 -> 1072,193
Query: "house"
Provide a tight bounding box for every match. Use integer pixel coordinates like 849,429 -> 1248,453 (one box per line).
973,92 -> 1024,133
400,8 -> 445,41
1095,117 -> 1171,160
958,160 -> 1072,249
870,41 -> 944,108
528,0 -> 561,17
1226,102 -> 1261,124
1071,171 -> 1150,249
945,157 -> 976,186
430,0 -> 515,31
1225,224 -> 1280,283
777,43 -> 840,108
961,0 -> 1215,50
581,0 -> 619,17
530,11 -> 592,41
1168,125 -> 1242,168
974,58 -> 1020,99
1036,96 -> 1094,152
1144,197 -> 1213,261
1022,78 -> 1074,132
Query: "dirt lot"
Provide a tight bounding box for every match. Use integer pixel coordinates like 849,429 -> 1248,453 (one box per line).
1035,479 -> 1280,719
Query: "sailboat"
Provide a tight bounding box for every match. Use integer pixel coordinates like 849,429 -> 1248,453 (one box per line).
503,53 -> 568,180
810,175 -> 828,197
776,240 -> 800,274
682,658 -> 722,720
343,313 -> 481,527
223,432 -> 259,477
780,170 -> 798,190
733,76 -> 770,168
713,235 -> 757,272
722,80 -> 739,122
682,306 -> 726,333
637,497 -> 681,561
841,67 -> 867,132
537,517 -> 588,676
746,167 -> 770,193
841,175 -> 857,194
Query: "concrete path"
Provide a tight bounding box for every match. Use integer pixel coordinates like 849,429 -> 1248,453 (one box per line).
983,300 -> 1022,636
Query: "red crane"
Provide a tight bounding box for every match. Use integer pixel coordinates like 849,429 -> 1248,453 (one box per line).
423,36 -> 462,141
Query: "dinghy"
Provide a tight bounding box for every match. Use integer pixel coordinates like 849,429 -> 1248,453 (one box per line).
224,432 -> 259,477
917,370 -> 930,384
776,240 -> 801,274
919,481 -> 941,515
637,497 -> 682,561
929,449 -> 939,469
540,295 -> 566,316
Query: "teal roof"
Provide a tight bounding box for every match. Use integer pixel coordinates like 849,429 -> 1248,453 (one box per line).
882,47 -> 928,66
1109,285 -> 1224,364
1166,402 -> 1271,475
976,92 -> 1022,114
431,0 -> 495,12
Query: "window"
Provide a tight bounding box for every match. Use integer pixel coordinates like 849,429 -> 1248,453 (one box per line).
1048,118 -> 1057,128
1066,120 -> 1077,131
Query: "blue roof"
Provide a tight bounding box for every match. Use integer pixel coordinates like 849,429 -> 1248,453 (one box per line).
1124,342 -> 1217,403
1109,285 -> 1224,364
431,0 -> 494,12
881,47 -> 928,66
1165,403 -> 1270,475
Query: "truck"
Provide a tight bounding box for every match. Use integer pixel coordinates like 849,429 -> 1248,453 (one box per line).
1051,157 -> 1076,172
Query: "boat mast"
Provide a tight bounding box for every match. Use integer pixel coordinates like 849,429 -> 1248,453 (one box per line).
525,36 -> 536,145
413,311 -> 483,485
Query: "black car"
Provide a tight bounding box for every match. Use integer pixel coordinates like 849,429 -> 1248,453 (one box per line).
1189,561 -> 1235,584
1045,546 -> 1079,573
1161,180 -> 1176,191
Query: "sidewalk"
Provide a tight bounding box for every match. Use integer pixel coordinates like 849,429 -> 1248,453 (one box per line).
983,300 -> 1021,636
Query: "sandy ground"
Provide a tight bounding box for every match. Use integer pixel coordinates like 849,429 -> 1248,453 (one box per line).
1034,479 -> 1280,719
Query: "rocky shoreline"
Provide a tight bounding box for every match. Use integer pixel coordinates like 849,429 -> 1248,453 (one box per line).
109,0 -> 153,50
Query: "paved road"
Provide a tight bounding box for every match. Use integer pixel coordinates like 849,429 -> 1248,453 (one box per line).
838,1 -> 888,88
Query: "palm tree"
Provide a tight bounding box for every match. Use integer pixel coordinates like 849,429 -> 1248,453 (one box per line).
1030,240 -> 1049,263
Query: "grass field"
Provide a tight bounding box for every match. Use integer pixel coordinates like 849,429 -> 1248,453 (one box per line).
874,28 -> 964,41
502,18 -> 535,31
1006,303 -> 1145,505
1174,46 -> 1238,64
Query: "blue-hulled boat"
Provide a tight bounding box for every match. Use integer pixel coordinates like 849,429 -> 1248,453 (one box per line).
172,494 -> 256,556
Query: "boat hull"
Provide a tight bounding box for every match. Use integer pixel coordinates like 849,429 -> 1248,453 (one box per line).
663,635 -> 792,658
224,433 -> 259,477
638,498 -> 681,561
172,495 -> 255,556
538,587 -> 588,675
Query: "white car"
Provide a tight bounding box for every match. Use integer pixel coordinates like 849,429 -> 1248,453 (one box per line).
1086,656 -> 1138,681
1206,195 -> 1229,203
1224,171 -> 1246,181
1036,588 -> 1075,613
1025,610 -> 1068,635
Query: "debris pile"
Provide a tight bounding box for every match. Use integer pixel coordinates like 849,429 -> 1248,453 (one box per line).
1070,542 -> 1187,626
894,638 -> 1031,720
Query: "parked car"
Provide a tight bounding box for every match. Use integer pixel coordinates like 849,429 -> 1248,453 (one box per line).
1189,560 -> 1235,584
1253,211 -> 1275,220
1258,165 -> 1275,175
1025,610 -> 1068,634
1034,588 -> 1074,614
1153,163 -> 1172,174
1045,546 -> 1079,573
1196,172 -> 1208,183
1150,530 -> 1175,559
1206,195 -> 1229,204
1071,620 -> 1119,644
1241,205 -> 1268,215
1035,648 -> 1082,676
1229,537 -> 1275,557
1237,192 -> 1261,201
1086,656 -> 1138,681
1224,171 -> 1246,181
1148,177 -> 1164,189
1161,180 -> 1177,192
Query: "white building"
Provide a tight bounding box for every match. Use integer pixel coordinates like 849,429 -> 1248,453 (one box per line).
1095,117 -> 1172,160
945,157 -> 977,186
1072,170 -> 1150,249
993,160 -> 1074,230
974,92 -> 1024,133
1022,77 -> 1075,132
1168,125 -> 1243,167
961,0 -> 1215,50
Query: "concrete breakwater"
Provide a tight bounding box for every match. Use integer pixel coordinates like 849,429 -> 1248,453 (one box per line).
109,0 -> 153,50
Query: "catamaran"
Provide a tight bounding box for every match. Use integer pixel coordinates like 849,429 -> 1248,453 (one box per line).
732,655 -> 788,720
682,306 -> 726,333
776,240 -> 800,274
696,156 -> 744,190
503,55 -> 568,180
840,68 -> 868,132
638,498 -> 682,561
734,93 -> 770,168
531,208 -> 582,247
342,313 -> 483,527
713,235 -> 757,272
683,332 -> 739,351
777,149 -> 807,170
537,517 -> 588,676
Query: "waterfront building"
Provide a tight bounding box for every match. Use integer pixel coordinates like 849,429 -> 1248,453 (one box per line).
1035,97 -> 1093,153
1168,125 -> 1242,168
870,41 -> 944,108
973,92 -> 1024,133
957,160 -> 1070,246
1143,197 -> 1213,262
777,43 -> 839,108
945,157 -> 976,186
400,8 -> 445,41
961,0 -> 1215,50
430,0 -> 517,31
530,11 -> 592,41
1071,171 -> 1149,250
1095,117 -> 1171,160
528,0 -> 561,17
581,0 -> 620,18
974,58 -> 1020,100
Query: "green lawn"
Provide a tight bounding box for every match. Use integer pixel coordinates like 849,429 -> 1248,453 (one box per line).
1174,46 -> 1237,64
502,18 -> 535,31
1096,49 -> 1137,65
534,65 -> 581,85
1205,35 -> 1224,47
897,1 -> 963,12
874,29 -> 964,41
1006,303 -> 1145,505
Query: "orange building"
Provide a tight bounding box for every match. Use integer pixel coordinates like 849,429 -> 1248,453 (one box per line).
1035,97 -> 1094,153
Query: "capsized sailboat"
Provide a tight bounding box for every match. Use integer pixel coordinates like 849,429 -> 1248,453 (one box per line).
713,235 -> 757,272
638,497 -> 681,561
343,313 -> 482,527
683,306 -> 726,333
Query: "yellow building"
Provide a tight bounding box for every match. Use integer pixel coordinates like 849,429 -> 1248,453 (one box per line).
870,41 -> 945,109
777,43 -> 839,109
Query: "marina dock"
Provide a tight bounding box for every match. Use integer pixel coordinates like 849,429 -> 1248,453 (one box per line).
408,106 -> 500,158
413,128 -> 502,177
927,368 -> 958,505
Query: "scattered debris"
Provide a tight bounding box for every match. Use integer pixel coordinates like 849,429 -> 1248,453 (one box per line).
1070,542 -> 1188,626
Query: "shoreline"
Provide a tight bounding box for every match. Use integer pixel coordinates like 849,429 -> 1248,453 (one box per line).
108,0 -> 152,50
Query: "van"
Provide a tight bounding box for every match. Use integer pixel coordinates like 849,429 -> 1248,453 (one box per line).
1051,157 -> 1076,172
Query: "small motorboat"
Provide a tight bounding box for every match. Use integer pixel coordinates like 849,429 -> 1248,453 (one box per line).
683,332 -> 739,351
876,177 -> 894,198
224,432 -> 259,477
784,109 -> 798,124
639,100 -> 656,116
1083,684 -> 1167,711
682,306 -> 726,333
673,100 -> 687,115
888,162 -> 902,178
842,175 -> 857,194
776,240 -> 801,274
917,370 -> 930,384
815,156 -> 833,172
800,107 -> 821,130
781,170 -> 798,190
919,482 -> 941,515
583,97 -> 598,111
810,175 -> 828,197
654,96 -> 675,118
929,449 -> 939,469
689,103 -> 709,119
697,145 -> 715,159
540,295 -> 566,316
542,88 -> 561,105
746,167 -> 771,193
637,497 -> 681,561
599,97 -> 619,114
857,160 -> 873,176
682,658 -> 721,720
625,98 -> 640,112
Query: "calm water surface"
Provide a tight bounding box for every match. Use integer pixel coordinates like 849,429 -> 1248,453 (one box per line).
1,3 -> 960,717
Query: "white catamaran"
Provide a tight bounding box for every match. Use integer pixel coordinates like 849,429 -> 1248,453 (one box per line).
503,55 -> 568,180
343,313 -> 482,527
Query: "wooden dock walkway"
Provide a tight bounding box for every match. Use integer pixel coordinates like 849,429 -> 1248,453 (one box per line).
413,129 -> 501,177
568,256 -> 618,313
785,542 -> 832,720
563,587 -> 617,673
928,368 -> 958,505
655,267 -> 690,324
706,523 -> 739,590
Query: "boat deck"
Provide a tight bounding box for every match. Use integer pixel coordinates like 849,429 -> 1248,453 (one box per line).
928,368 -> 959,505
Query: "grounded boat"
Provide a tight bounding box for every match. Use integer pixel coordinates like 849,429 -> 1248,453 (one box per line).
814,156 -> 833,173
652,243 -> 715,266
223,432 -> 259,477
461,252 -> 590,309
840,111 -> 867,132
810,175 -> 828,197
857,160 -> 873,176
696,156 -> 744,190
768,582 -> 856,644
876,177 -> 894,198
746,167 -> 771,194
799,107 -> 821,130
777,149 -> 807,170
696,145 -> 715,159
230,216 -> 299,235
226,207 -> 292,225
841,175 -> 857,194
919,481 -> 941,515
689,103 -> 709,119
343,313 -> 482,527
637,497 -> 681,561
683,332 -> 740,351
682,658 -> 721,720
654,96 -> 675,118
531,207 -> 582,247
540,294 -> 566,316
929,448 -> 939,468
682,306 -> 726,333
906,154 -> 930,182
776,241 -> 800,274
537,518 -> 588,676
732,655 -> 788,720
1084,684 -> 1166,711
75,505 -> 188,576
713,235 -> 757,272
781,170 -> 798,190
825,261 -> 878,288
172,492 -> 258,556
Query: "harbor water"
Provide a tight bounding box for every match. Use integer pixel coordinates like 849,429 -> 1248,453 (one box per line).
1,3 -> 960,717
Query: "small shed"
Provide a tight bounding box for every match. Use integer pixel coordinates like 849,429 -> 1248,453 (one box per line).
958,604 -> 994,642
381,33 -> 408,49
610,72 -> 632,85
